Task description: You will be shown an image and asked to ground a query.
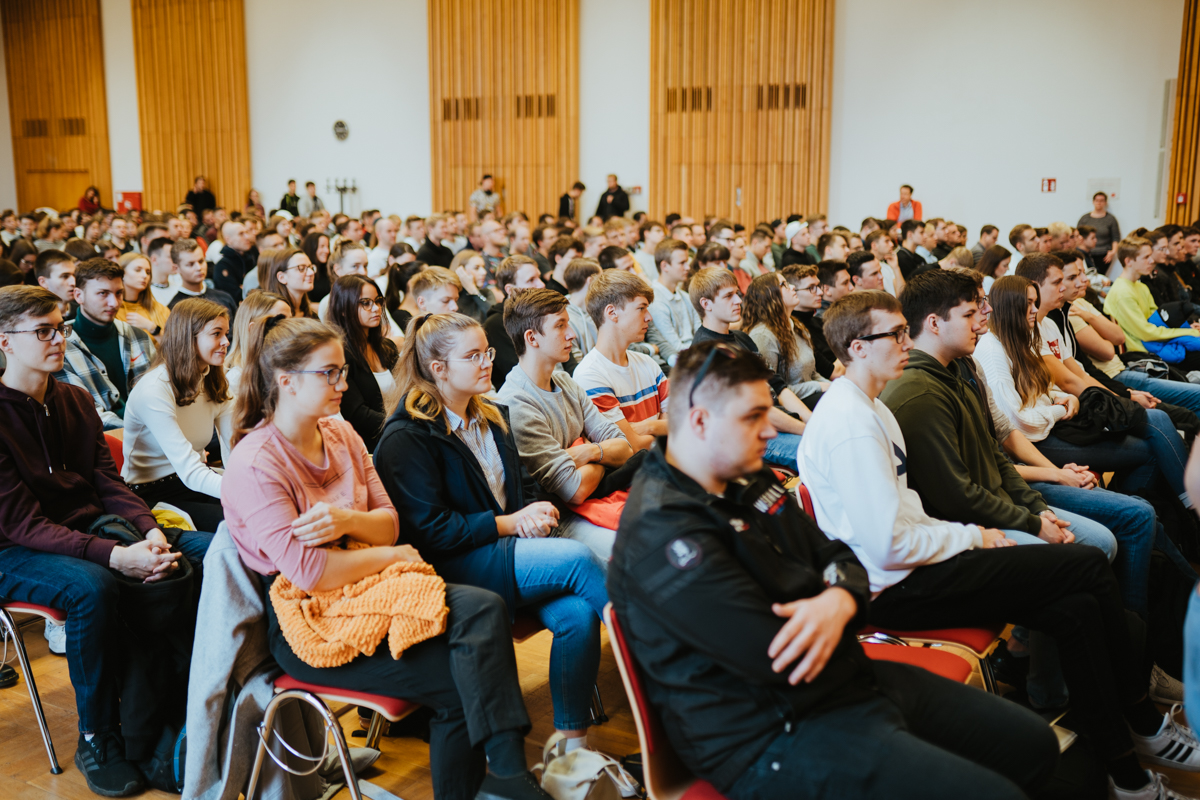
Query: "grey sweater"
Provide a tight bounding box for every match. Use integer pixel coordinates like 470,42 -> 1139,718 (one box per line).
496,364 -> 626,501
748,324 -> 823,398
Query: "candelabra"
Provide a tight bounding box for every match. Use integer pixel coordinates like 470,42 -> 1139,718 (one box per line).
329,178 -> 358,214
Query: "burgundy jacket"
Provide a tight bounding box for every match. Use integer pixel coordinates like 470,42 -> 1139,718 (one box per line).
0,378 -> 157,565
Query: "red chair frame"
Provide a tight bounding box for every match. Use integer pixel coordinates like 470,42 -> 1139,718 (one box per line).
0,601 -> 66,774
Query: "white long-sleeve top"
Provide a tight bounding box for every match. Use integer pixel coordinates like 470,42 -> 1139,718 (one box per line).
798,378 -> 982,594
121,364 -> 234,498
972,333 -> 1070,443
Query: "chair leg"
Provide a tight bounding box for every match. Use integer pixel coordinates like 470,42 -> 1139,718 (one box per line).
0,610 -> 61,774
979,653 -> 998,694
364,711 -> 385,750
245,689 -> 364,800
589,683 -> 609,725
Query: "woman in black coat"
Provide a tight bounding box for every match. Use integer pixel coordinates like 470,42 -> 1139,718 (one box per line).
374,312 -> 609,751
327,274 -> 398,451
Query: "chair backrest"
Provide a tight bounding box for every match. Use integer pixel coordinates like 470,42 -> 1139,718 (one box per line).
105,433 -> 124,472
604,603 -> 696,799
797,483 -> 815,518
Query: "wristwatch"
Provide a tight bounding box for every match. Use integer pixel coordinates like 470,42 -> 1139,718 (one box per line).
822,561 -> 850,590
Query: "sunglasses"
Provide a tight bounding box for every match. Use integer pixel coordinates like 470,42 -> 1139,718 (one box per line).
688,343 -> 739,407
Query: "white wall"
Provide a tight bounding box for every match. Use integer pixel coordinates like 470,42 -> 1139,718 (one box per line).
100,0 -> 142,196
0,7 -> 18,211
829,0 -> 1184,242
579,0 -> 651,221
243,0 -> 432,217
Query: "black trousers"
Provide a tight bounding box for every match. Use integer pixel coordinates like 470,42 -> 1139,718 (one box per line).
130,474 -> 223,533
869,545 -> 1147,762
267,581 -> 531,800
726,661 -> 1058,800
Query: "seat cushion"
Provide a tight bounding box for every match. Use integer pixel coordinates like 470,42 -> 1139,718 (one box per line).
863,643 -> 972,683
511,611 -> 546,642
681,779 -> 729,800
2,601 -> 67,625
866,625 -> 1003,656
274,674 -> 419,721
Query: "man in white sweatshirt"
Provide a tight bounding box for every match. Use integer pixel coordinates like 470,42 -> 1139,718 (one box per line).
797,289 -> 1200,798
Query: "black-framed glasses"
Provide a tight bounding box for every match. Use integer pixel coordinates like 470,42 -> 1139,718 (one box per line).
287,364 -> 349,385
799,283 -> 822,295
442,347 -> 496,368
357,297 -> 386,310
3,323 -> 72,342
855,326 -> 909,345
287,264 -> 317,275
688,343 -> 739,408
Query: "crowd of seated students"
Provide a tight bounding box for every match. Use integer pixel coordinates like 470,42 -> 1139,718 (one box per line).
7,188 -> 1200,800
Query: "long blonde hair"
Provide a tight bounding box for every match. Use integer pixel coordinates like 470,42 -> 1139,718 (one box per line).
226,290 -> 289,369
394,312 -> 506,435
118,252 -> 156,314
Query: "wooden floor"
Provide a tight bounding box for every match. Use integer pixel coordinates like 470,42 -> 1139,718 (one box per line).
3,615 -> 1200,799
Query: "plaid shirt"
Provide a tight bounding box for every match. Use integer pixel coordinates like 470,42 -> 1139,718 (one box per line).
54,319 -> 156,430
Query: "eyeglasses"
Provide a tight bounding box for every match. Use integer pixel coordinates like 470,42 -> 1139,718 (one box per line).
688,343 -> 739,408
855,326 -> 909,345
287,364 -> 349,385
288,265 -> 317,275
3,323 -> 72,342
442,347 -> 497,368
799,283 -> 822,295
357,297 -> 386,310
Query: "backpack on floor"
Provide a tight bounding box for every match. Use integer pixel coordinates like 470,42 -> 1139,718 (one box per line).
533,733 -> 641,800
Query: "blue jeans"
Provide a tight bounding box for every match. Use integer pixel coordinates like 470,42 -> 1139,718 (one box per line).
556,512 -> 616,564
513,537 -> 608,731
1035,408 -> 1188,500
0,529 -> 212,734
763,432 -> 802,471
1186,585 -> 1200,722
1118,369 -> 1200,416
1029,484 -> 1154,618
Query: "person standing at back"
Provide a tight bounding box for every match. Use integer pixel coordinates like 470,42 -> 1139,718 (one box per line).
887,184 -> 922,222
594,174 -> 629,221
469,174 -> 502,221
559,181 -> 585,222
185,176 -> 216,219
1079,191 -> 1121,271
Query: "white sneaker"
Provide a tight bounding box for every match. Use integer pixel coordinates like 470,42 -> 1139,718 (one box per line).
1110,769 -> 1199,799
1150,664 -> 1185,704
1133,705 -> 1200,772
43,619 -> 65,656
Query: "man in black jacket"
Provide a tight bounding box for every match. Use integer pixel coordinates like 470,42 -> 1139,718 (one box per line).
609,342 -> 1058,800
416,213 -> 454,267
594,175 -> 629,221
896,219 -> 929,280
558,181 -> 585,222
212,220 -> 252,299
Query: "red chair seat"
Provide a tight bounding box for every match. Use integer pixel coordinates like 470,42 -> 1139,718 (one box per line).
681,779 -> 728,800
511,611 -> 546,642
864,624 -> 1004,656
2,602 -> 67,625
105,433 -> 124,472
273,674 -> 419,721
863,643 -> 972,683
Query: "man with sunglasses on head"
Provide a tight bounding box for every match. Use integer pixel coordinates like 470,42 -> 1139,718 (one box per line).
609,340 -> 1060,800
0,285 -> 189,797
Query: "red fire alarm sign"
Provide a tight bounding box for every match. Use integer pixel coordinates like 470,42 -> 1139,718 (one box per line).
1041,179 -> 1057,193
1178,193 -> 1189,205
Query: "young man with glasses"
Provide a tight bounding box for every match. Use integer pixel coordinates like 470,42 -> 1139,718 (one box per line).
0,285 -> 188,797
609,340 -> 1062,800
55,258 -> 156,430
800,287 -> 1198,799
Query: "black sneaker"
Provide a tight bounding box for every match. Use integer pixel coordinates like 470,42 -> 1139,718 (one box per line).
476,771 -> 554,799
74,733 -> 145,797
0,664 -> 17,688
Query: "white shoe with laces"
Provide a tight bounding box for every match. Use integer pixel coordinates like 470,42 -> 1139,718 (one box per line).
1109,769 -> 1199,799
1150,664 -> 1185,704
1133,705 -> 1200,772
43,619 -> 65,656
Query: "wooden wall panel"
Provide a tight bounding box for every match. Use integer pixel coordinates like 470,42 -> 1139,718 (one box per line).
650,0 -> 834,227
1,0 -> 111,212
428,0 -> 579,219
1167,0 -> 1200,225
131,0 -> 250,212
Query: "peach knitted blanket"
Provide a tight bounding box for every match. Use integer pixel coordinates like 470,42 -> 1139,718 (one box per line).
270,554 -> 449,668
